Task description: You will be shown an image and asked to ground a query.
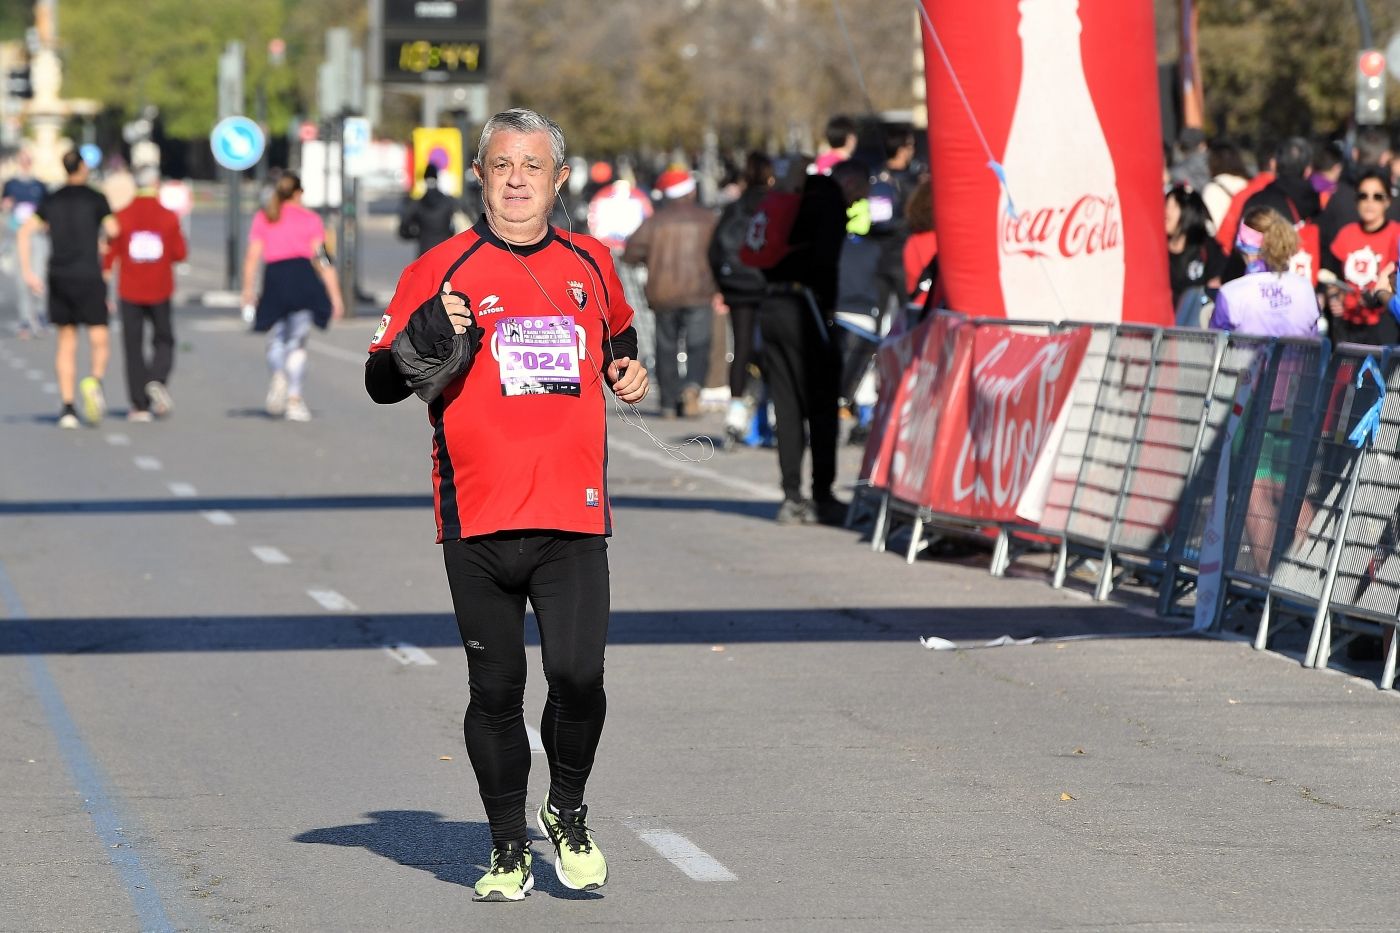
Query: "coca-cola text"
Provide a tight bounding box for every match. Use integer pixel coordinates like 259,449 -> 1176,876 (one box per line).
999,194 -> 1122,261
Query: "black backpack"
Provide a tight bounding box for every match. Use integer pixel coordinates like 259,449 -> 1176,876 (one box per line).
708,192 -> 768,298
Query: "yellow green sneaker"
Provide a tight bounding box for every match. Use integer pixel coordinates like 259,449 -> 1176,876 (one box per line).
536,800 -> 608,891
78,376 -> 105,426
472,840 -> 533,902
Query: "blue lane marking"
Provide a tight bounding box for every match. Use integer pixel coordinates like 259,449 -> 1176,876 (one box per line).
0,561 -> 175,932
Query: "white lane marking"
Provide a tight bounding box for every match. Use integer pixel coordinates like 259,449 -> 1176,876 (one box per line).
609,437 -> 778,500
383,643 -> 436,666
628,827 -> 737,882
525,724 -> 544,754
200,509 -> 237,526
309,341 -> 371,364
168,482 -> 198,497
41,383 -> 56,394
7,359 -> 23,369
307,588 -> 357,611
25,369 -> 41,380
250,545 -> 291,565
133,456 -> 163,471
105,433 -> 131,447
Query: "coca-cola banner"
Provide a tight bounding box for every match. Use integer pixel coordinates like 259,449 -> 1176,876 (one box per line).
887,318 -> 974,506
928,326 -> 1091,522
859,316 -> 938,487
920,0 -> 1171,325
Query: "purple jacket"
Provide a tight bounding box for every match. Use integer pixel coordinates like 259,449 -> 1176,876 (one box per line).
1210,271 -> 1319,337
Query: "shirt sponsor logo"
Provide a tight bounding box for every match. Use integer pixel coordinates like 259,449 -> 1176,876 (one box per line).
476,294 -> 505,316
585,488 -> 600,507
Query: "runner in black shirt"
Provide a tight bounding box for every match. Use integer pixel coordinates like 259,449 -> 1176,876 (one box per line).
19,150 -> 115,427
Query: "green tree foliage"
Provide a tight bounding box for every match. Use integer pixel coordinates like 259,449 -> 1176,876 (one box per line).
60,0 -> 298,138
488,0 -> 917,156
49,0 -> 916,151
1193,0 -> 1399,145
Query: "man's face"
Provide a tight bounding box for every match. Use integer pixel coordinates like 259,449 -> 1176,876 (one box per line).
473,129 -> 568,228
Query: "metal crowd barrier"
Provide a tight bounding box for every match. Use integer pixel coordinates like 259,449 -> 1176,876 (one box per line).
989,322 -> 1114,577
1056,325 -> 1161,597
856,312 -> 1400,689
1217,339 -> 1331,640
1157,334 -> 1276,616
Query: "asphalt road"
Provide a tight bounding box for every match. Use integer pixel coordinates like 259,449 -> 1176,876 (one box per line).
2,225 -> 1400,931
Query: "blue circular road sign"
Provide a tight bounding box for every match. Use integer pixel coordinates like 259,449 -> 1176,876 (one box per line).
210,116 -> 266,172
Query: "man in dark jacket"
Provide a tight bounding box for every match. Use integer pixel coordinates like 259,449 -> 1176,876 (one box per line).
758,159 -> 848,524
1222,137 -> 1320,282
1242,138 -> 1319,225
622,168 -> 719,418
398,164 -> 459,256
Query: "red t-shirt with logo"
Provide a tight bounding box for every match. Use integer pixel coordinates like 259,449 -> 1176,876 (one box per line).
105,195 -> 188,304
370,220 -> 635,543
1330,221 -> 1400,326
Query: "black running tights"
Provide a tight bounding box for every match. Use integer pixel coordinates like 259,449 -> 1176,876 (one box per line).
442,532 -> 610,847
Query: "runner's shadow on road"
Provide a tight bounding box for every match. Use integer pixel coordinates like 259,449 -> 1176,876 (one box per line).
293,810 -> 601,900
224,407 -> 290,420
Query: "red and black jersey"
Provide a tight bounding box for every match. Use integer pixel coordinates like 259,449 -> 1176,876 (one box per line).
1329,221 -> 1400,326
105,196 -> 188,304
370,219 -> 635,543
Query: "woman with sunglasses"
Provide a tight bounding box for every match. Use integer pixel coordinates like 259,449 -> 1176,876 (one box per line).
241,172 -> 345,421
1323,168 -> 1399,346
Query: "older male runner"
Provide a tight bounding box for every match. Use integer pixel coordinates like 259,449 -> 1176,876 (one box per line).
365,108 -> 648,902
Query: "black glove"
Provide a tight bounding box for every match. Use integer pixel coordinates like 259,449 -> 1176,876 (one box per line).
391,287 -> 486,402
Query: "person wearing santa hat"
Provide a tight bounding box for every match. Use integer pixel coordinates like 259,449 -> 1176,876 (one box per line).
622,166 -> 720,418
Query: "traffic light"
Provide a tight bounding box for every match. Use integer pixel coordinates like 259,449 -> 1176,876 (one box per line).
5,67 -> 32,100
1356,49 -> 1386,126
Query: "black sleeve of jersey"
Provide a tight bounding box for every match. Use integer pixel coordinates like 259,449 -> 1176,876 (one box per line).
602,325 -> 638,370
365,349 -> 414,404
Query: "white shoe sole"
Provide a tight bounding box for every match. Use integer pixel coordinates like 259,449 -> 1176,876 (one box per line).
473,871 -> 534,902
536,807 -> 608,891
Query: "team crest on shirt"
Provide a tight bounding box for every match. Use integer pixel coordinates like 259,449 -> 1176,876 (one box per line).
566,280 -> 588,311
372,314 -> 391,345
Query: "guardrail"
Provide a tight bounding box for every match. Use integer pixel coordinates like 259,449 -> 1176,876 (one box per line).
854,311 -> 1400,689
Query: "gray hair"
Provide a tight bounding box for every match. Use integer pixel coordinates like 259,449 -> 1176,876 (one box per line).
475,108 -> 567,174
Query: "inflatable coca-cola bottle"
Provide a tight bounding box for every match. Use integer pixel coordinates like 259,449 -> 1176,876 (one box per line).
997,0 -> 1125,323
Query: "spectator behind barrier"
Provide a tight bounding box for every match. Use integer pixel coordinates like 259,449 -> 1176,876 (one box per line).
1210,207 -> 1318,338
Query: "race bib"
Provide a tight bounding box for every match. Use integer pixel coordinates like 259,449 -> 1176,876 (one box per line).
129,230 -> 164,262
492,315 -> 584,397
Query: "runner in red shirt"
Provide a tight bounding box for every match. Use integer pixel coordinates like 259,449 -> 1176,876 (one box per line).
1323,168 -> 1400,345
365,109 -> 648,903
104,165 -> 187,421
